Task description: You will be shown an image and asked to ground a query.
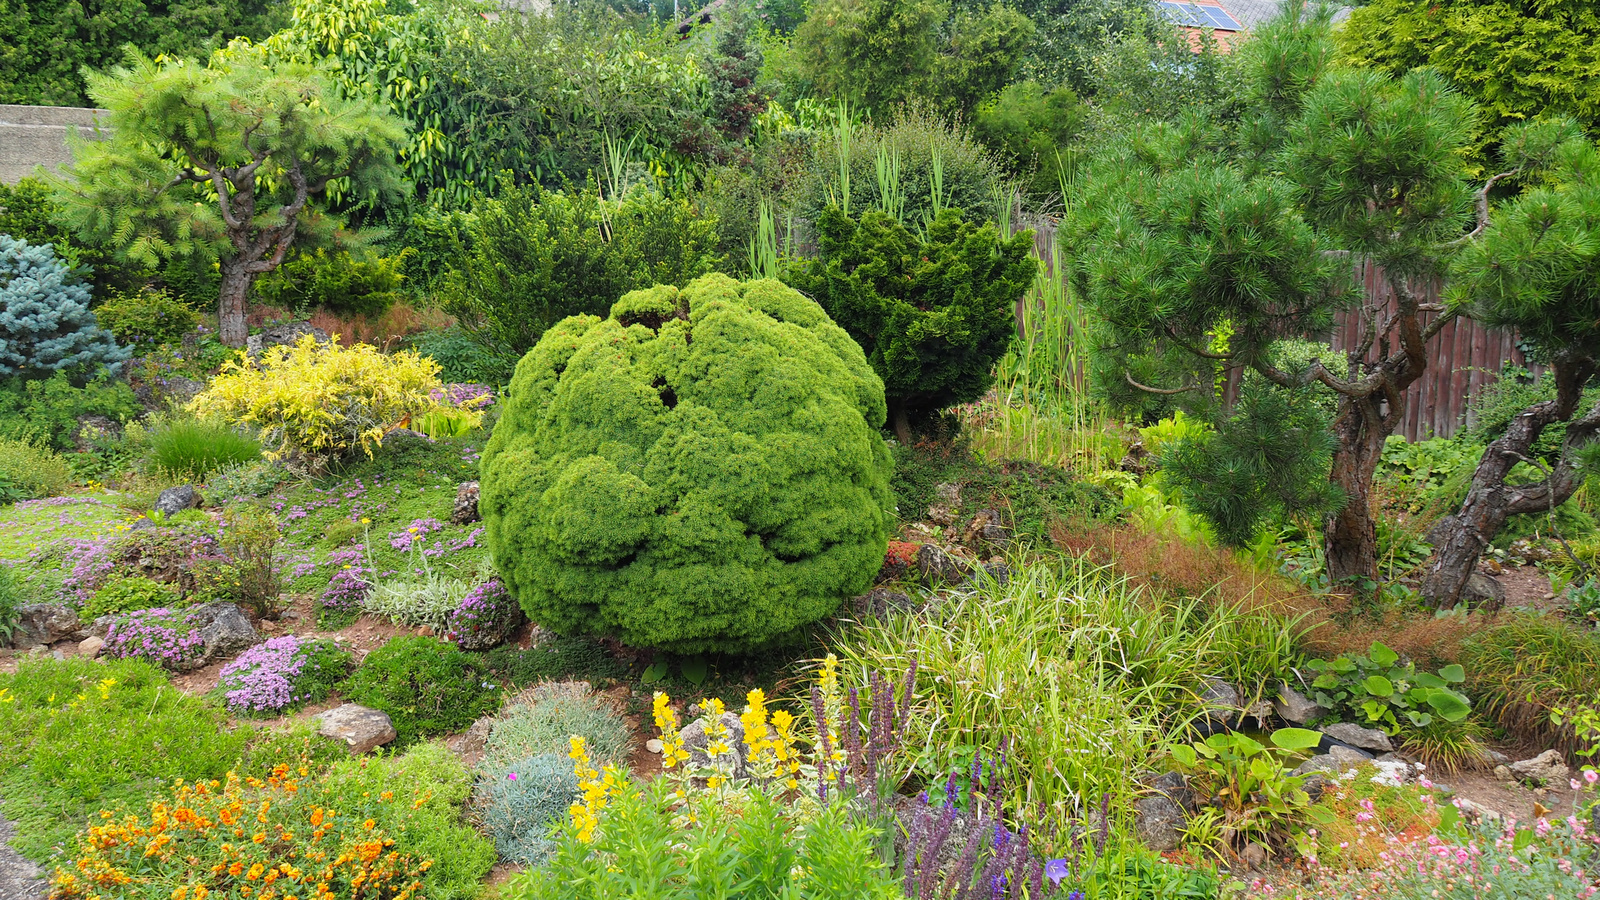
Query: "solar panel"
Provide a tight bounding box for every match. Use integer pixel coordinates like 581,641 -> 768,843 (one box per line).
1158,1 -> 1204,26
1202,5 -> 1242,29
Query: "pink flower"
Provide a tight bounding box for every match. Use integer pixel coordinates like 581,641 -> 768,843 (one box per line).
1586,769 -> 1598,785
507,772 -> 517,781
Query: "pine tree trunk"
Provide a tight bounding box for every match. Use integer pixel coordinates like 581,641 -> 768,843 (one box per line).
218,259 -> 253,347
1323,394 -> 1388,592
892,406 -> 913,446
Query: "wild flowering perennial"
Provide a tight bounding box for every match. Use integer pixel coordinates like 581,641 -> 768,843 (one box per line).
104,608 -> 206,670
389,518 -> 447,553
216,636 -> 348,716
431,383 -> 495,411
445,578 -> 522,650
319,563 -> 374,616
567,736 -> 627,844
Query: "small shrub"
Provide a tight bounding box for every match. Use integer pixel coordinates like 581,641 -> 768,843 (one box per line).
93,289 -> 200,351
480,274 -> 895,653
0,236 -> 129,376
1305,643 -> 1477,762
213,502 -> 282,617
50,766 -> 432,900
341,635 -> 500,744
145,417 -> 262,481
504,779 -> 903,900
253,246 -> 407,317
482,635 -> 628,688
0,437 -> 72,502
204,458 -> 289,501
216,635 -> 351,717
188,334 -> 447,463
0,371 -> 140,451
83,576 -> 181,620
446,578 -> 523,649
481,753 -> 577,865
409,326 -> 513,385
0,564 -> 29,644
103,607 -> 207,671
483,688 -> 632,771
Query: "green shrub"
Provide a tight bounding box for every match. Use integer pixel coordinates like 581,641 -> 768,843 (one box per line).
481,753 -> 576,866
146,417 -> 263,481
480,274 -> 895,653
483,687 -> 632,771
0,236 -> 130,377
786,206 -> 1036,438
408,325 -> 514,385
93,289 -> 200,352
0,436 -> 72,502
0,656 -> 252,860
508,778 -> 902,900
253,247 -> 407,317
317,743 -> 496,900
204,458 -> 289,500
341,635 -> 501,745
973,80 -> 1088,198
0,564 -> 29,644
483,635 -> 628,688
0,371 -> 141,451
440,185 -> 721,363
83,576 -> 181,620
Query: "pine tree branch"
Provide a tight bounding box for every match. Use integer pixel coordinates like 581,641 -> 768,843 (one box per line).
1124,372 -> 1200,395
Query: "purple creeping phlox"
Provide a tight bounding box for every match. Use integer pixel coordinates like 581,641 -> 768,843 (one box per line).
217,635 -> 324,714
320,564 -> 374,614
104,607 -> 206,670
445,578 -> 521,648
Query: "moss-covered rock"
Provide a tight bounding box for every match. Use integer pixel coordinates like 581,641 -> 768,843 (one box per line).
480,274 -> 894,653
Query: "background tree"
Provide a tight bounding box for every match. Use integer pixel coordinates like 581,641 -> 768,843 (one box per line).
53,49 -> 406,346
1066,9 -> 1497,590
0,0 -> 280,106
1423,122 -> 1600,608
1338,0 -> 1600,167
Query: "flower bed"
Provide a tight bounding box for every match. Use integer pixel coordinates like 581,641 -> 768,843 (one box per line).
216,635 -> 351,717
103,607 -> 206,670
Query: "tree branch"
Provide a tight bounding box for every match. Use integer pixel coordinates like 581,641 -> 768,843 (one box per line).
1124,372 -> 1200,395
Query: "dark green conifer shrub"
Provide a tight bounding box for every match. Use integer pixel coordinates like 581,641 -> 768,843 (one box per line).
341,636 -> 500,745
786,207 -> 1035,440
480,274 -> 894,653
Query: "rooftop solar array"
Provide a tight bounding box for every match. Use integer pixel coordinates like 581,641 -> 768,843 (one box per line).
1159,1 -> 1242,30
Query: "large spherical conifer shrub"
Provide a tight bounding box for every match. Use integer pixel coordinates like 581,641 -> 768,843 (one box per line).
479,274 -> 894,653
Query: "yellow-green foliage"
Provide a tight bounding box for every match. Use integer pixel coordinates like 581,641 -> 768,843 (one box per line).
480,274 -> 894,653
190,335 -> 447,460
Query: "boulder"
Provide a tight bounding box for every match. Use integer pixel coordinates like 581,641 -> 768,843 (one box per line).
78,636 -> 104,658
679,710 -> 749,778
12,603 -> 81,647
1327,744 -> 1374,768
1133,794 -> 1184,853
1199,677 -> 1240,727
850,587 -> 916,619
917,544 -> 975,587
154,484 -> 203,518
1320,722 -> 1394,753
72,415 -> 123,452
1292,754 -> 1340,778
1461,574 -> 1506,611
451,481 -> 480,525
926,504 -> 958,527
445,714 -> 496,757
246,322 -> 329,357
933,483 -> 962,506
317,704 -> 398,754
1508,750 -> 1570,786
176,602 -> 261,670
961,509 -> 1010,548
1274,684 -> 1324,725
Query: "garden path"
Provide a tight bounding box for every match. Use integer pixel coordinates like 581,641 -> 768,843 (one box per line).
0,801 -> 45,900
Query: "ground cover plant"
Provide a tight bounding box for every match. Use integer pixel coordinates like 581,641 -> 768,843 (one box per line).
340,635 -> 501,745
215,635 -> 351,717
480,274 -> 895,653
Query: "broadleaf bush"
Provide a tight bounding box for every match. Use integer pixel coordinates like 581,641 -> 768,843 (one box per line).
0,436 -> 72,502
480,274 -> 894,653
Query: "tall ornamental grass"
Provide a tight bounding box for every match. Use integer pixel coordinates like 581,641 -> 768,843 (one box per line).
831,553 -> 1303,835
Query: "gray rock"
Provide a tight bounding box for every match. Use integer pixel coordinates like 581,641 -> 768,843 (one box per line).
317,704 -> 398,754
194,603 -> 261,665
1199,676 -> 1240,727
933,482 -> 962,506
1493,765 -> 1513,781
78,636 -> 104,658
917,544 -> 974,587
1133,794 -> 1185,853
850,587 -> 917,619
966,560 -> 1011,587
12,603 -> 81,647
961,509 -> 1010,548
446,715 -> 496,756
1454,797 -> 1503,823
1239,842 -> 1270,871
1485,749 -> 1512,766
679,711 -> 748,778
451,481 -> 480,525
1461,573 -> 1506,611
1321,722 -> 1394,752
1508,750 -> 1570,786
154,484 -> 203,517
1293,754 -> 1340,778
1242,699 -> 1275,727
246,322 -> 329,357
1275,683 -> 1325,725
926,504 -> 958,527
0,798 -> 47,900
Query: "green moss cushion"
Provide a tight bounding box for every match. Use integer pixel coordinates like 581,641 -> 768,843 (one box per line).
480,274 -> 894,653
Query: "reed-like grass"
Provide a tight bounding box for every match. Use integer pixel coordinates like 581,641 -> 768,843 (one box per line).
830,552 -> 1303,836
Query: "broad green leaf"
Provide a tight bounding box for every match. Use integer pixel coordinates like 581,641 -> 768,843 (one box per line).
1312,673 -> 1341,689
1171,745 -> 1199,768
1513,829 -> 1536,852
1439,664 -> 1466,684
1426,691 -> 1471,722
679,657 -> 708,686
1270,727 -> 1324,753
1363,675 -> 1395,697
1369,642 -> 1399,667
641,662 -> 669,684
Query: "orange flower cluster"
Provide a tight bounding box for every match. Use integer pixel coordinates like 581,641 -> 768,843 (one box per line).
51,765 -> 432,900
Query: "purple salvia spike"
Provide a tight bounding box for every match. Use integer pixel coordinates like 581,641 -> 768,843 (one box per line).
947,826 -> 985,900
810,685 -> 832,791
919,806 -> 955,900
845,685 -> 863,784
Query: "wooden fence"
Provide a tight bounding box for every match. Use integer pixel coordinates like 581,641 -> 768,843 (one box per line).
1025,221 -> 1529,441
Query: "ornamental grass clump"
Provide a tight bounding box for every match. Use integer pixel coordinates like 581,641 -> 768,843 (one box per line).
482,687 -> 631,773
189,334 -> 448,464
216,636 -> 351,717
479,274 -> 895,653
104,607 -> 207,671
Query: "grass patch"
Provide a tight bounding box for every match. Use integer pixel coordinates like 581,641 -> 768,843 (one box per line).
1463,613 -> 1600,754
145,417 -> 262,481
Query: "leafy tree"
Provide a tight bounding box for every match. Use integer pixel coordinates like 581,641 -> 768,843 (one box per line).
972,80 -> 1089,200
1011,0 -> 1169,96
791,0 -> 1033,119
1065,9 -> 1511,588
786,206 -> 1035,442
1424,122 -> 1600,608
53,49 -> 406,346
0,0 -> 280,106
1339,0 -> 1600,166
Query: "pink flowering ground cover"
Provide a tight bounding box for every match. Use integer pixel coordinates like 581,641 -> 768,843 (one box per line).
215,634 -> 351,716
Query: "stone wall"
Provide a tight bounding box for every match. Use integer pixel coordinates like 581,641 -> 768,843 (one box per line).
0,105 -> 108,184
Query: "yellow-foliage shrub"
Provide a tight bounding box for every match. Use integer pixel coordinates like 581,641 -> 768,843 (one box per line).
190,336 -> 448,461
